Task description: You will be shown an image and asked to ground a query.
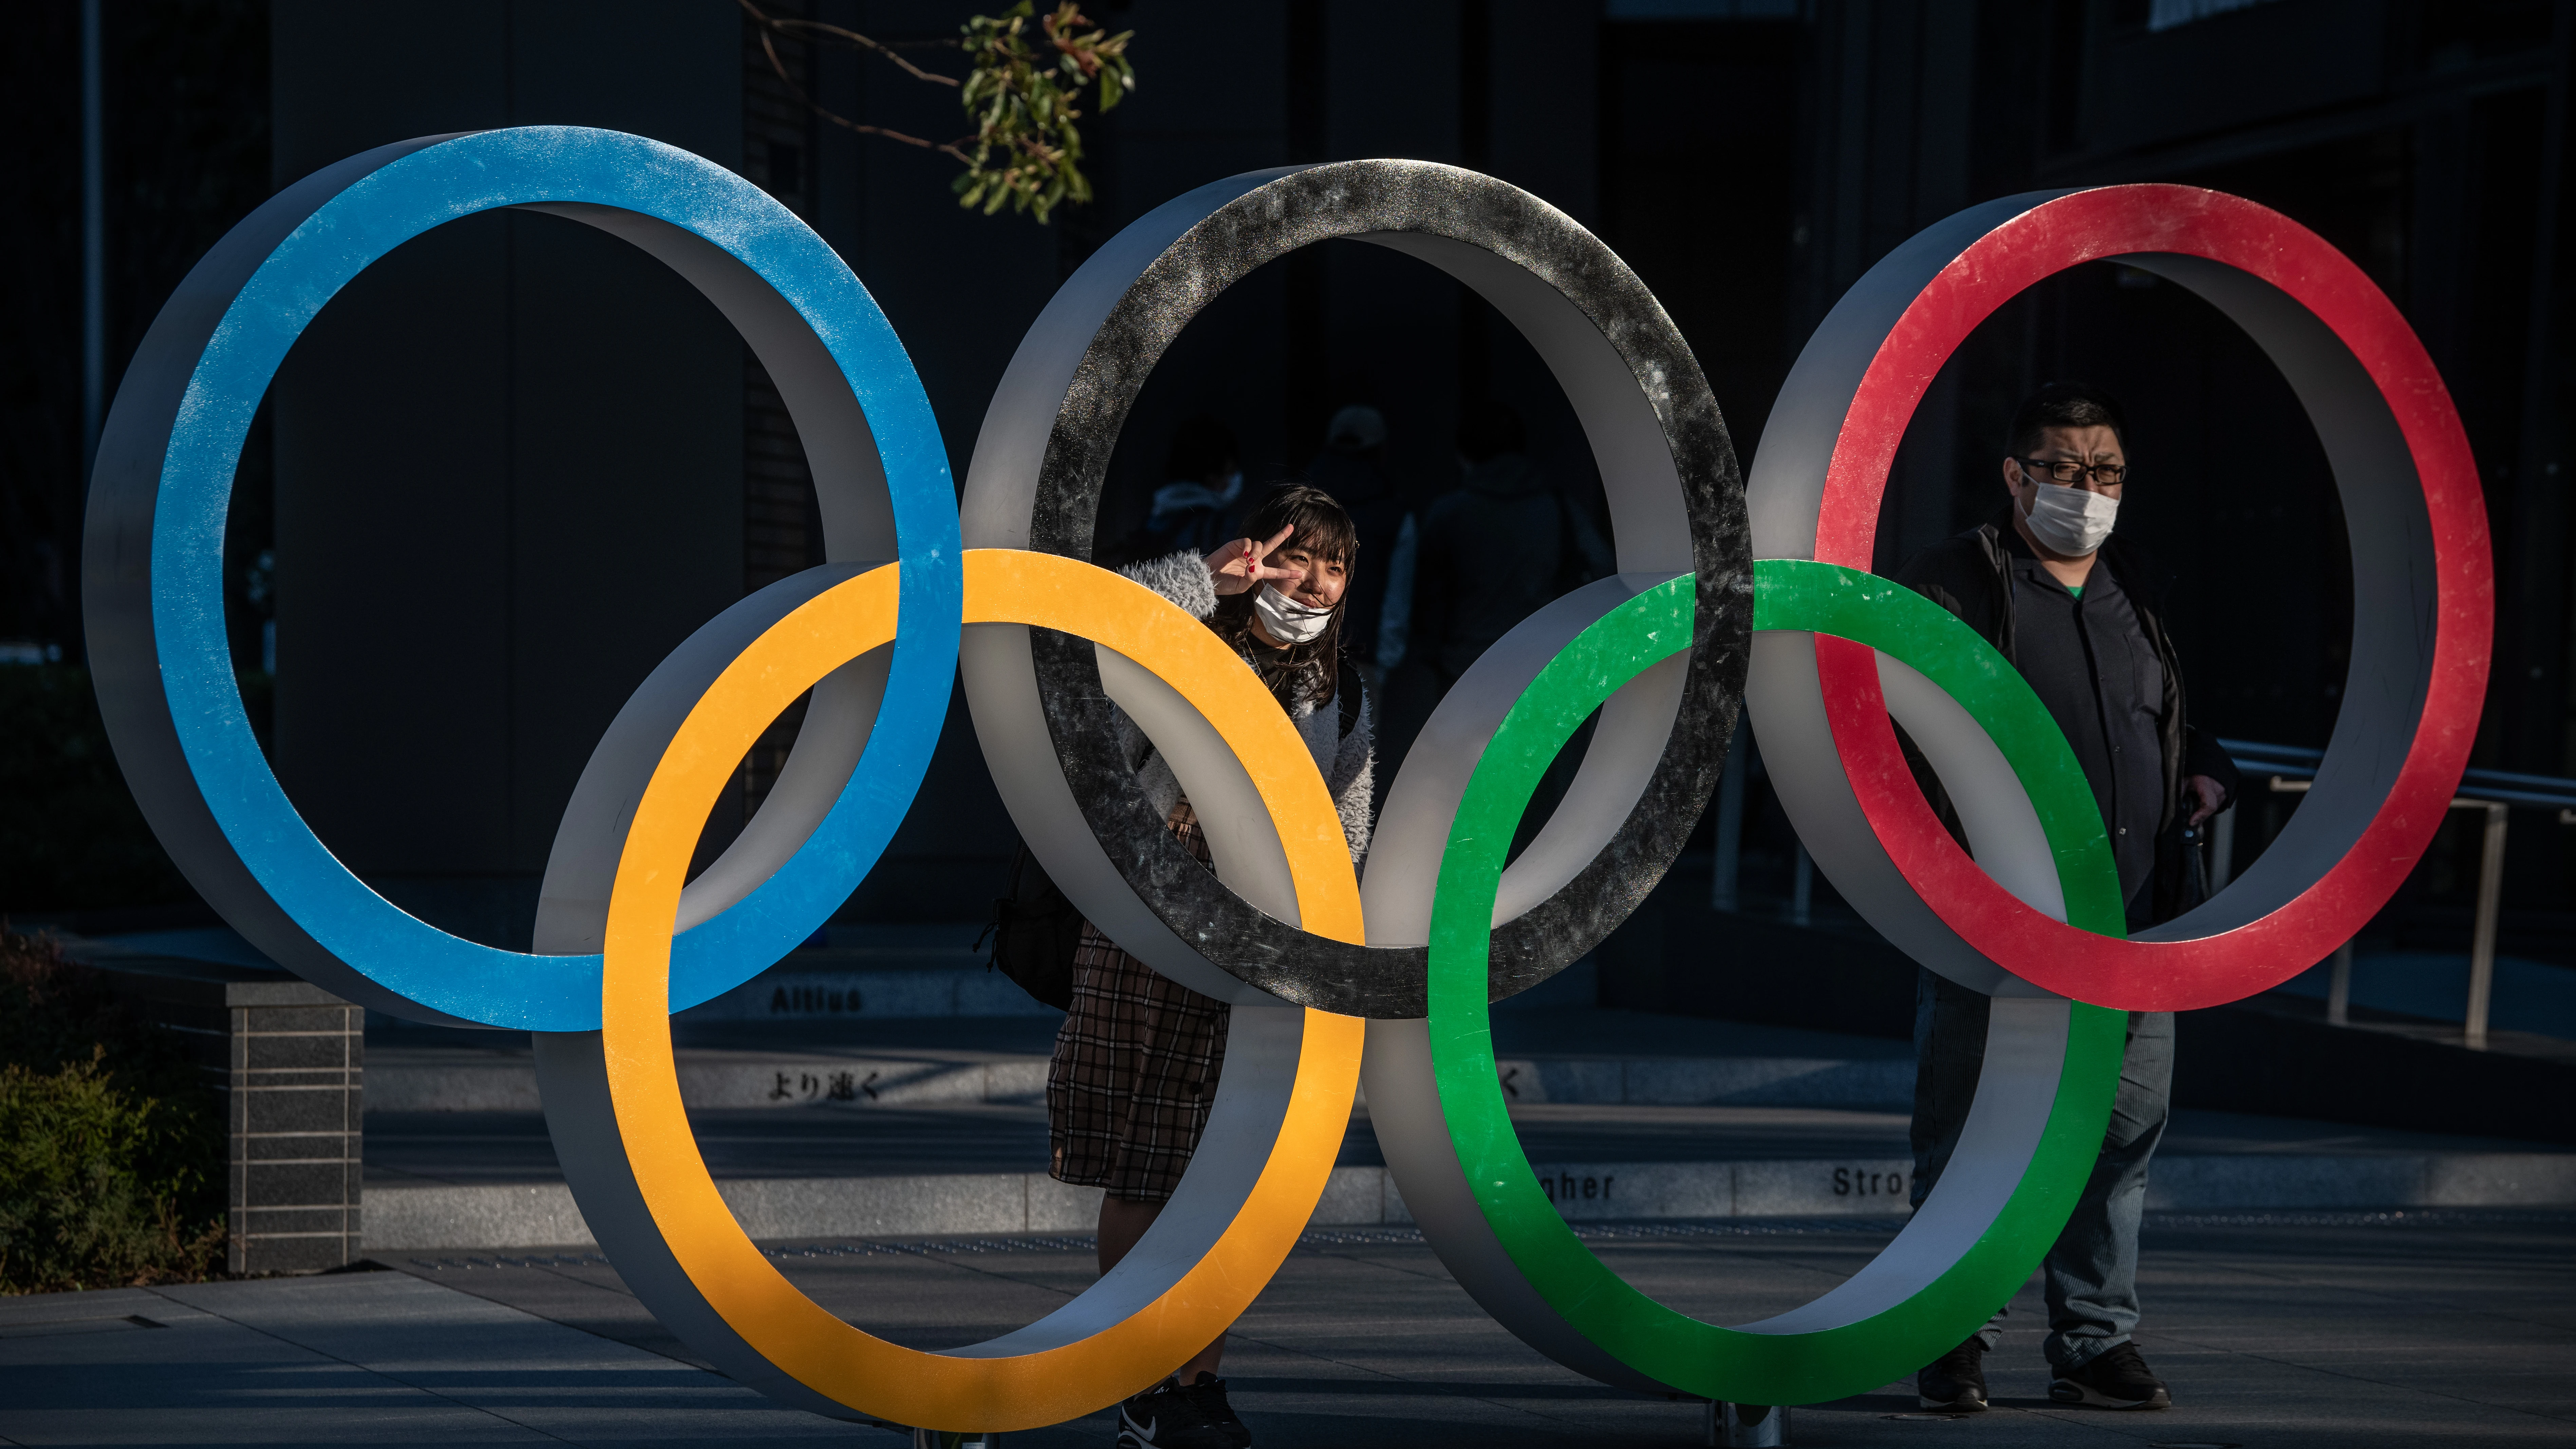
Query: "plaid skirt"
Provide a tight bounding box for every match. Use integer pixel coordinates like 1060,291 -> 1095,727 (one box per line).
1046,814 -> 1228,1203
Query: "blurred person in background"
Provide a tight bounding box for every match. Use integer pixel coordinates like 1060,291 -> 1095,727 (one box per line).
1108,413 -> 1243,564
1404,400 -> 1611,691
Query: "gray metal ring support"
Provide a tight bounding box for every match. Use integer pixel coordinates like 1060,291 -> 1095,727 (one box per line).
1743,190 -> 2436,996
959,160 -> 1750,1016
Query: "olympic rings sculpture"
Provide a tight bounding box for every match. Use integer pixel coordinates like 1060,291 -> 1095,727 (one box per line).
86,127 -> 2485,1430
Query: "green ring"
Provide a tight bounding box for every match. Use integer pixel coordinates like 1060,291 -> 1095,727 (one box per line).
1424,560 -> 2126,1404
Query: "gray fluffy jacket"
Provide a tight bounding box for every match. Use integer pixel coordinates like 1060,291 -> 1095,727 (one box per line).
1117,550 -> 1377,863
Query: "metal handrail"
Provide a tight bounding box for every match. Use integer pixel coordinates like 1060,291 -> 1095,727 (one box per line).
2217,737 -> 2576,811
2215,737 -> 2551,1051
1704,730 -> 2542,1051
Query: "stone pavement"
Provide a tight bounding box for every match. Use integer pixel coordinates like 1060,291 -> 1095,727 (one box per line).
5,1210 -> 2570,1446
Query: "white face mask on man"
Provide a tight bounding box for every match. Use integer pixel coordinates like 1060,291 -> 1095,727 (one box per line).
1252,583 -> 1336,645
2022,481 -> 2120,556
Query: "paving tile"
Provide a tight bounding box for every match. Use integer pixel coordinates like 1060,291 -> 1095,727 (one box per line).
0,1272 -> 855,1445
14,1217 -> 2576,1445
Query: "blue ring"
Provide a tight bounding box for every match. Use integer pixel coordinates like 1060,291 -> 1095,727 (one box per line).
150,127 -> 959,1029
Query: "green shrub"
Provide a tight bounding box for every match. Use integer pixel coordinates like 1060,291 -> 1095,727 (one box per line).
0,1052 -> 226,1292
0,933 -> 225,1293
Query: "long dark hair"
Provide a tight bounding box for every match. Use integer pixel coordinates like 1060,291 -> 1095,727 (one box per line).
1209,483 -> 1359,712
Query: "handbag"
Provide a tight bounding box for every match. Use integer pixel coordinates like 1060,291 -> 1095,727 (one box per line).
983,843 -> 1082,1010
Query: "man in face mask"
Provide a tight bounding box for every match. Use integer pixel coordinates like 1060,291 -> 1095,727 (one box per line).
1895,382 -> 2239,1417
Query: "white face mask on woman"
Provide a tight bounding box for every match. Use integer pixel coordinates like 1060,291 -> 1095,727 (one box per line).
1252,583 -> 1336,645
2022,482 -> 2120,556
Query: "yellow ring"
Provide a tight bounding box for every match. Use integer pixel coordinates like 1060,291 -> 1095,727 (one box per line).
599,550 -> 1364,1429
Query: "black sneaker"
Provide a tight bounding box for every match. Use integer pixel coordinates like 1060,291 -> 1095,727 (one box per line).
1117,1375 -> 1234,1448
1915,1337 -> 1989,1412
2049,1341 -> 2172,1410
1179,1372 -> 1250,1448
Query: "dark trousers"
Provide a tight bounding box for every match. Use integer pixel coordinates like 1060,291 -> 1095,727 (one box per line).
1909,967 -> 2174,1370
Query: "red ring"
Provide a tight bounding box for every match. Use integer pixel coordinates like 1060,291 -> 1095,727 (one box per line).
1814,185 -> 2489,1012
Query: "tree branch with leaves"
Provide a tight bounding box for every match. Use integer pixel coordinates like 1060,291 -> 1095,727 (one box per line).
738,0 -> 1136,225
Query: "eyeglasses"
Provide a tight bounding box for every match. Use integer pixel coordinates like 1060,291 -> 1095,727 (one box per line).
2013,457 -> 2128,487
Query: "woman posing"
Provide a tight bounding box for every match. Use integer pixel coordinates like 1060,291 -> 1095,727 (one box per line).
1048,484 -> 1376,1449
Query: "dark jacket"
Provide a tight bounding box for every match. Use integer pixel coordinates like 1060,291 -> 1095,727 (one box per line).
1410,453 -> 1612,682
1894,514 -> 2241,926
1305,447 -> 1408,663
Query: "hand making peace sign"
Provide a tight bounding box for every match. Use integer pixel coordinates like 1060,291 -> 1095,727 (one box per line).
1204,524 -> 1305,597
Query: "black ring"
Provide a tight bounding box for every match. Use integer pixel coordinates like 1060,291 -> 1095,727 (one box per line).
1028,161 -> 1748,1017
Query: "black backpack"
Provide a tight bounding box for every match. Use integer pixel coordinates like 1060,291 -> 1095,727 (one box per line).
982,665 -> 1364,1009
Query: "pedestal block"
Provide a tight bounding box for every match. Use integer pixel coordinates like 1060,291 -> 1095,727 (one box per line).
85,960 -> 364,1275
